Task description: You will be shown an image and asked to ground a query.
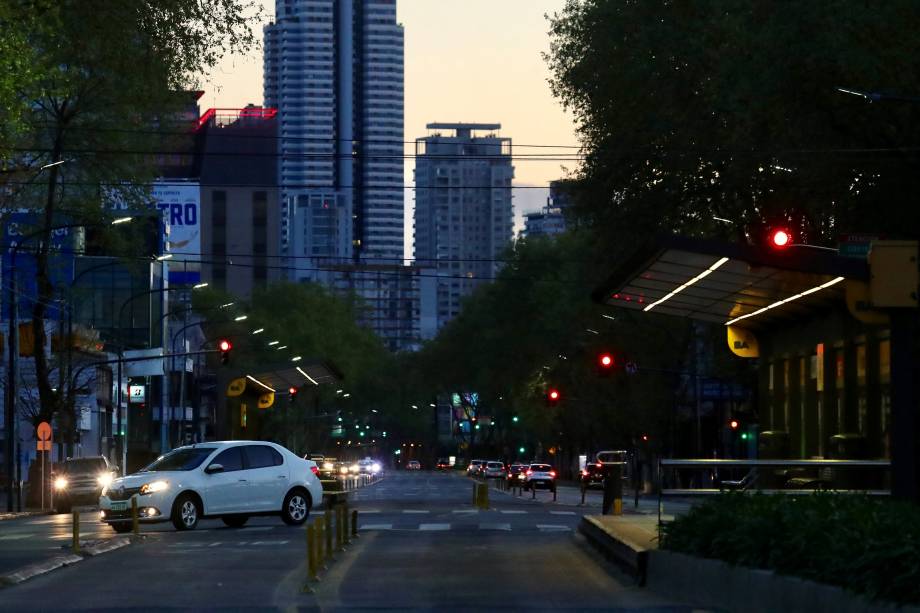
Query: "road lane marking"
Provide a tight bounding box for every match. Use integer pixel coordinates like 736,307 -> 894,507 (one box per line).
451,509 -> 478,514
0,534 -> 32,540
209,542 -> 222,547
549,511 -> 576,515
402,510 -> 429,514
536,524 -> 571,532
240,526 -> 273,532
499,510 -> 527,514
478,523 -> 511,531
419,523 -> 450,531
358,509 -> 381,514
362,524 -> 393,530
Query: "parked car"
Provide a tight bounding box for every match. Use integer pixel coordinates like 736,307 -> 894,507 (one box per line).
506,463 -> 527,485
406,460 -> 421,471
523,463 -> 557,491
436,458 -> 450,470
98,441 -> 323,533
467,459 -> 485,477
483,461 -> 506,479
53,456 -> 118,513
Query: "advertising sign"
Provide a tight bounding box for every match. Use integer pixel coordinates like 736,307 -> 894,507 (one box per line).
129,385 -> 146,404
1,212 -> 73,319
152,181 -> 200,284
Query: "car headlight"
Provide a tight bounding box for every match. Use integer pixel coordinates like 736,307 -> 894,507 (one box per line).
139,480 -> 169,495
323,462 -> 334,471
350,464 -> 359,473
371,462 -> 381,474
339,466 -> 349,475
97,473 -> 114,488
54,477 -> 68,490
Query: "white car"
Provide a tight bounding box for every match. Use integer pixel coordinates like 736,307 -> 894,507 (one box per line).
99,441 -> 323,532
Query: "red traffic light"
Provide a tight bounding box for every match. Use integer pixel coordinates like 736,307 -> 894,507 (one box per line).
729,419 -> 740,430
218,339 -> 232,352
770,229 -> 791,248
549,389 -> 560,400
289,387 -> 297,395
599,353 -> 614,368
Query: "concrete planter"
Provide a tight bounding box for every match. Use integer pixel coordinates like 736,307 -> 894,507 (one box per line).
646,550 -> 919,613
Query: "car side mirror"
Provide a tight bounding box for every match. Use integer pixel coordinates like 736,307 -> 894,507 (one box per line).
205,464 -> 224,475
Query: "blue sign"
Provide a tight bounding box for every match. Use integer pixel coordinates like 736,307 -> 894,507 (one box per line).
1,213 -> 74,319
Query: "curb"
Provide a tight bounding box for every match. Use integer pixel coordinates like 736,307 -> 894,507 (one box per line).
0,536 -> 135,589
578,515 -> 650,582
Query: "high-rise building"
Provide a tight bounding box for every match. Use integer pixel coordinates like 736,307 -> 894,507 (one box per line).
413,123 -> 514,329
522,179 -> 574,238
264,0 -> 405,271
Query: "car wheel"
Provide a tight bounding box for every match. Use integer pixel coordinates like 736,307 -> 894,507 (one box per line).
222,515 -> 249,528
171,493 -> 200,531
281,489 -> 311,525
111,523 -> 133,534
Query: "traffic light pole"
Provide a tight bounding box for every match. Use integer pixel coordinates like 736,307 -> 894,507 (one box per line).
890,310 -> 919,501
4,264 -> 18,512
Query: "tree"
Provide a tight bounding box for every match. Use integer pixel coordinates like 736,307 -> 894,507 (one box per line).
1,0 -> 260,444
546,1 -> 920,247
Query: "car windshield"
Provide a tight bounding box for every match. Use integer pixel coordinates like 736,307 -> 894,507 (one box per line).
530,464 -> 552,472
60,458 -> 106,473
141,447 -> 217,472
487,462 -> 503,468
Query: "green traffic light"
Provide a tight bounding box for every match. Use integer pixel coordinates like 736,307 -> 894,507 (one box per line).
359,431 -> 365,437
518,446 -> 525,453
512,416 -> 519,423
741,432 -> 750,440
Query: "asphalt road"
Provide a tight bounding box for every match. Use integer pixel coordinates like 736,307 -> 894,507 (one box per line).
0,471 -> 699,611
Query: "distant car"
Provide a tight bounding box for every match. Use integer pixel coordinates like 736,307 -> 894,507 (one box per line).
582,450 -> 629,489
483,461 -> 506,479
99,441 -> 323,533
580,462 -> 606,489
467,459 -> 485,477
358,458 -> 382,475
523,463 -> 557,491
506,463 -> 527,484
53,456 -> 117,513
318,458 -> 338,479
436,458 -> 450,470
406,460 -> 421,471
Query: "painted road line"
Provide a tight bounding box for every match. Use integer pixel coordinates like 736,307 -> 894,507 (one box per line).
536,524 -> 572,532
0,534 -> 33,540
479,523 -> 511,531
549,511 -> 577,515
419,523 -> 451,531
499,510 -> 527,515
402,510 -> 430,514
451,509 -> 478,514
209,542 -> 223,547
240,526 -> 274,532
359,509 -> 381,514
361,524 -> 393,530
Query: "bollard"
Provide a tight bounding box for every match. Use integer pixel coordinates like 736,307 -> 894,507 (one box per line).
72,510 -> 80,554
351,509 -> 358,538
581,484 -> 586,505
553,485 -> 557,502
481,482 -> 489,509
131,496 -> 139,536
472,482 -> 478,507
532,484 -> 536,499
315,519 -> 326,570
343,505 -> 351,545
306,522 -> 317,581
335,506 -> 344,551
324,509 -> 334,561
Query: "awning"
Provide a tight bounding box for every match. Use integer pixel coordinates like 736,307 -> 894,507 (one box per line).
228,359 -> 343,396
592,235 -> 869,330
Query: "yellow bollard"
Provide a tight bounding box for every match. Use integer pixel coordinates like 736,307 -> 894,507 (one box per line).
315,519 -> 325,570
131,496 -> 139,536
335,506 -> 344,551
351,509 -> 358,538
343,506 -> 351,545
325,509 -> 334,561
613,498 -> 623,516
72,510 -> 80,554
306,522 -> 317,581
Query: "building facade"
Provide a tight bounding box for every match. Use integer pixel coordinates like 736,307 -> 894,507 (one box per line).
264,0 -> 405,267
522,179 -> 573,238
413,123 -> 514,328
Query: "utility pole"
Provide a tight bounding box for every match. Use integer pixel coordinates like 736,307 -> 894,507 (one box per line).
5,265 -> 18,511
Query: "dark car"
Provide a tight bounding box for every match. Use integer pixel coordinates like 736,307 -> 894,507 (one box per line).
53,456 -> 117,513
580,462 -> 607,489
581,450 -> 629,490
506,463 -> 527,484
436,458 -> 450,470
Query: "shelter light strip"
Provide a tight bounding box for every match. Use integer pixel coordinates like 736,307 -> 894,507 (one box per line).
296,366 -> 320,386
643,257 -> 730,312
246,374 -> 276,393
724,277 -> 845,326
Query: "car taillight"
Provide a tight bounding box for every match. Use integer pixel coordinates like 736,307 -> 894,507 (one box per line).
596,462 -> 603,468
526,470 -> 533,476
549,471 -> 556,478
310,466 -> 319,476
581,470 -> 588,476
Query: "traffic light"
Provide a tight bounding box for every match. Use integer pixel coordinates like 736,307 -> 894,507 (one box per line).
219,339 -> 232,364
597,352 -> 615,377
512,415 -> 519,423
288,386 -> 298,404
729,419 -> 740,431
768,227 -> 792,249
546,388 -> 560,406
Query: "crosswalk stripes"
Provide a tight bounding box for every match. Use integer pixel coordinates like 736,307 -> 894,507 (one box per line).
499,510 -> 527,514
419,523 -> 450,531
402,510 -> 430,514
478,523 -> 512,531
451,509 -> 478,514
549,511 -> 576,515
536,525 -> 570,532
362,523 -> 394,530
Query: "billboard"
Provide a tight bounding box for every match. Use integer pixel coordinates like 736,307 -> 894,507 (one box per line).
1,212 -> 73,319
152,181 -> 200,284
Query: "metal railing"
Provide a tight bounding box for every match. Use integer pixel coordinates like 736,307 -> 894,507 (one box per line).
657,458 -> 892,523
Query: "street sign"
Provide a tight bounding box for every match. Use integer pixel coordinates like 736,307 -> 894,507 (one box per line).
36,421 -> 51,452
129,384 -> 145,403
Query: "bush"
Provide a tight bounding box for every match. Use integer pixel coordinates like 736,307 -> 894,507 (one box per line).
660,493 -> 920,605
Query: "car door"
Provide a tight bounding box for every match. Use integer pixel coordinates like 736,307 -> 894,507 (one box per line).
202,446 -> 250,514
242,445 -> 288,511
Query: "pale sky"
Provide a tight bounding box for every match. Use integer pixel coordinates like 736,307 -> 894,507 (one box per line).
204,0 -> 578,252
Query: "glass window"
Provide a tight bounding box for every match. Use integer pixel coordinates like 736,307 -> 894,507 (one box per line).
245,445 -> 283,469
142,447 -> 217,472
210,447 -> 244,472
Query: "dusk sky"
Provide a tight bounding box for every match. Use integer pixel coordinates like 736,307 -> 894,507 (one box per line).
204,0 -> 579,249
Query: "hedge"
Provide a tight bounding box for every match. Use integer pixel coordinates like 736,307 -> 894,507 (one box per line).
660,493 -> 920,605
